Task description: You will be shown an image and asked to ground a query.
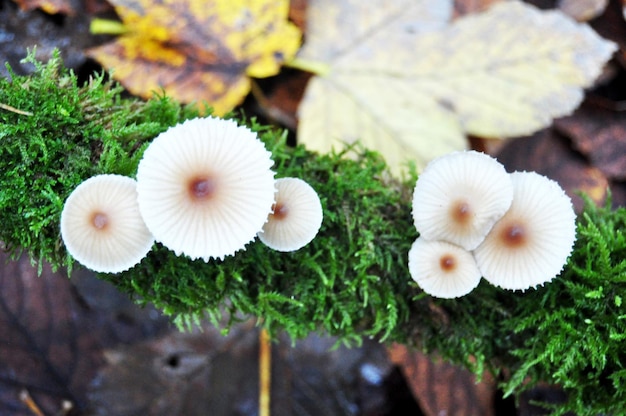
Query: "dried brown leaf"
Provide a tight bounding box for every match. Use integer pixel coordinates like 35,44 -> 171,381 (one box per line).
388,344 -> 495,416
88,325 -> 406,416
495,128 -> 612,211
0,251 -> 169,415
555,102 -> 626,180
12,0 -> 76,15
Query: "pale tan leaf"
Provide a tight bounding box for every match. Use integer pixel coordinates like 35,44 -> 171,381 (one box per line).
297,0 -> 617,174
298,0 -> 459,174
402,1 -> 617,138
298,0 -> 452,64
299,75 -> 465,171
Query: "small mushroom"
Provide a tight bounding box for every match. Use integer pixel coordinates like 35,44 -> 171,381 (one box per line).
473,171 -> 577,291
408,237 -> 482,299
60,174 -> 154,273
258,177 -> 323,252
136,117 -> 276,261
412,151 -> 513,251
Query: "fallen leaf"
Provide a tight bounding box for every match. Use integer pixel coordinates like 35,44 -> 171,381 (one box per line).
0,251 -> 170,415
288,0 -> 307,32
87,323 -> 413,415
297,0 -> 458,173
88,0 -> 301,115
388,344 -> 495,416
589,0 -> 626,57
12,0 -> 76,15
0,0 -> 101,78
554,102 -> 626,180
495,127 -> 612,212
558,0 -> 609,22
297,0 -> 616,173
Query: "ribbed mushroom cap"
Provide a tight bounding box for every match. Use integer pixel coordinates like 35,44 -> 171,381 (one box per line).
474,171 -> 577,291
60,174 -> 154,273
412,151 -> 513,250
136,117 -> 275,261
408,238 -> 482,299
258,177 -> 323,252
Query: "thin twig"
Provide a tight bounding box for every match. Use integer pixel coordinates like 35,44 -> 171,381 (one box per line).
0,103 -> 33,116
259,328 -> 272,416
19,389 -> 44,416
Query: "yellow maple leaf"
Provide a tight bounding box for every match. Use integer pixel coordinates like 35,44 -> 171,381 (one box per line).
88,0 -> 301,115
296,0 -> 616,175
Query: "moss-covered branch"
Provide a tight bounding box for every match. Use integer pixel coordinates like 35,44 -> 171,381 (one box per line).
2,51 -> 626,415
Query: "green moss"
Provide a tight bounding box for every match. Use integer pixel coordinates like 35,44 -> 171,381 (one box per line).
499,197 -> 626,415
3,50 -> 626,414
0,50 -> 198,270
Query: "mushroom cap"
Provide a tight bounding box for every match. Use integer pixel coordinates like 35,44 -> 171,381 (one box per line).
60,174 -> 154,273
136,117 -> 275,261
412,151 -> 513,250
408,237 -> 482,299
258,177 -> 323,252
474,171 -> 577,291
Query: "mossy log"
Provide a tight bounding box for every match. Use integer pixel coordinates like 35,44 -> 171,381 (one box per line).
2,51 -> 626,415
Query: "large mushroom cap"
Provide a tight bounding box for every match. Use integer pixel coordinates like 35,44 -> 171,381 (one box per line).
136,117 -> 276,261
474,171 -> 577,291
408,238 -> 482,299
60,174 -> 154,273
258,177 -> 323,252
412,151 -> 513,250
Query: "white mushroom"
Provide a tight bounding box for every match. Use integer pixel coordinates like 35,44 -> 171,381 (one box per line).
408,237 -> 482,299
136,117 -> 276,261
60,174 -> 154,273
474,171 -> 577,291
258,177 -> 323,252
412,151 -> 513,251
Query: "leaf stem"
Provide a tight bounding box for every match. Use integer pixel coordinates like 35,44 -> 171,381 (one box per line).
284,57 -> 331,76
90,18 -> 128,35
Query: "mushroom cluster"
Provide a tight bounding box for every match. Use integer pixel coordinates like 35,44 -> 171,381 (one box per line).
409,151 -> 576,298
61,117 -> 323,273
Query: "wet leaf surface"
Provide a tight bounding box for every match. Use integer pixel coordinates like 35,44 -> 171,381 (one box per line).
0,253 -> 423,415
87,322 -> 419,416
0,251 -> 170,415
0,0 -> 111,78
388,344 -> 496,416
554,101 -> 626,180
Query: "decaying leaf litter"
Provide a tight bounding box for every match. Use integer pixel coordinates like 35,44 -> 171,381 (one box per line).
0,252 -> 414,416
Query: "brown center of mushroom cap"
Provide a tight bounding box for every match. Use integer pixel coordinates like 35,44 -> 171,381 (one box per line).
439,254 -> 456,272
91,212 -> 109,230
188,176 -> 217,202
450,200 -> 472,225
271,203 -> 289,220
500,222 -> 527,248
